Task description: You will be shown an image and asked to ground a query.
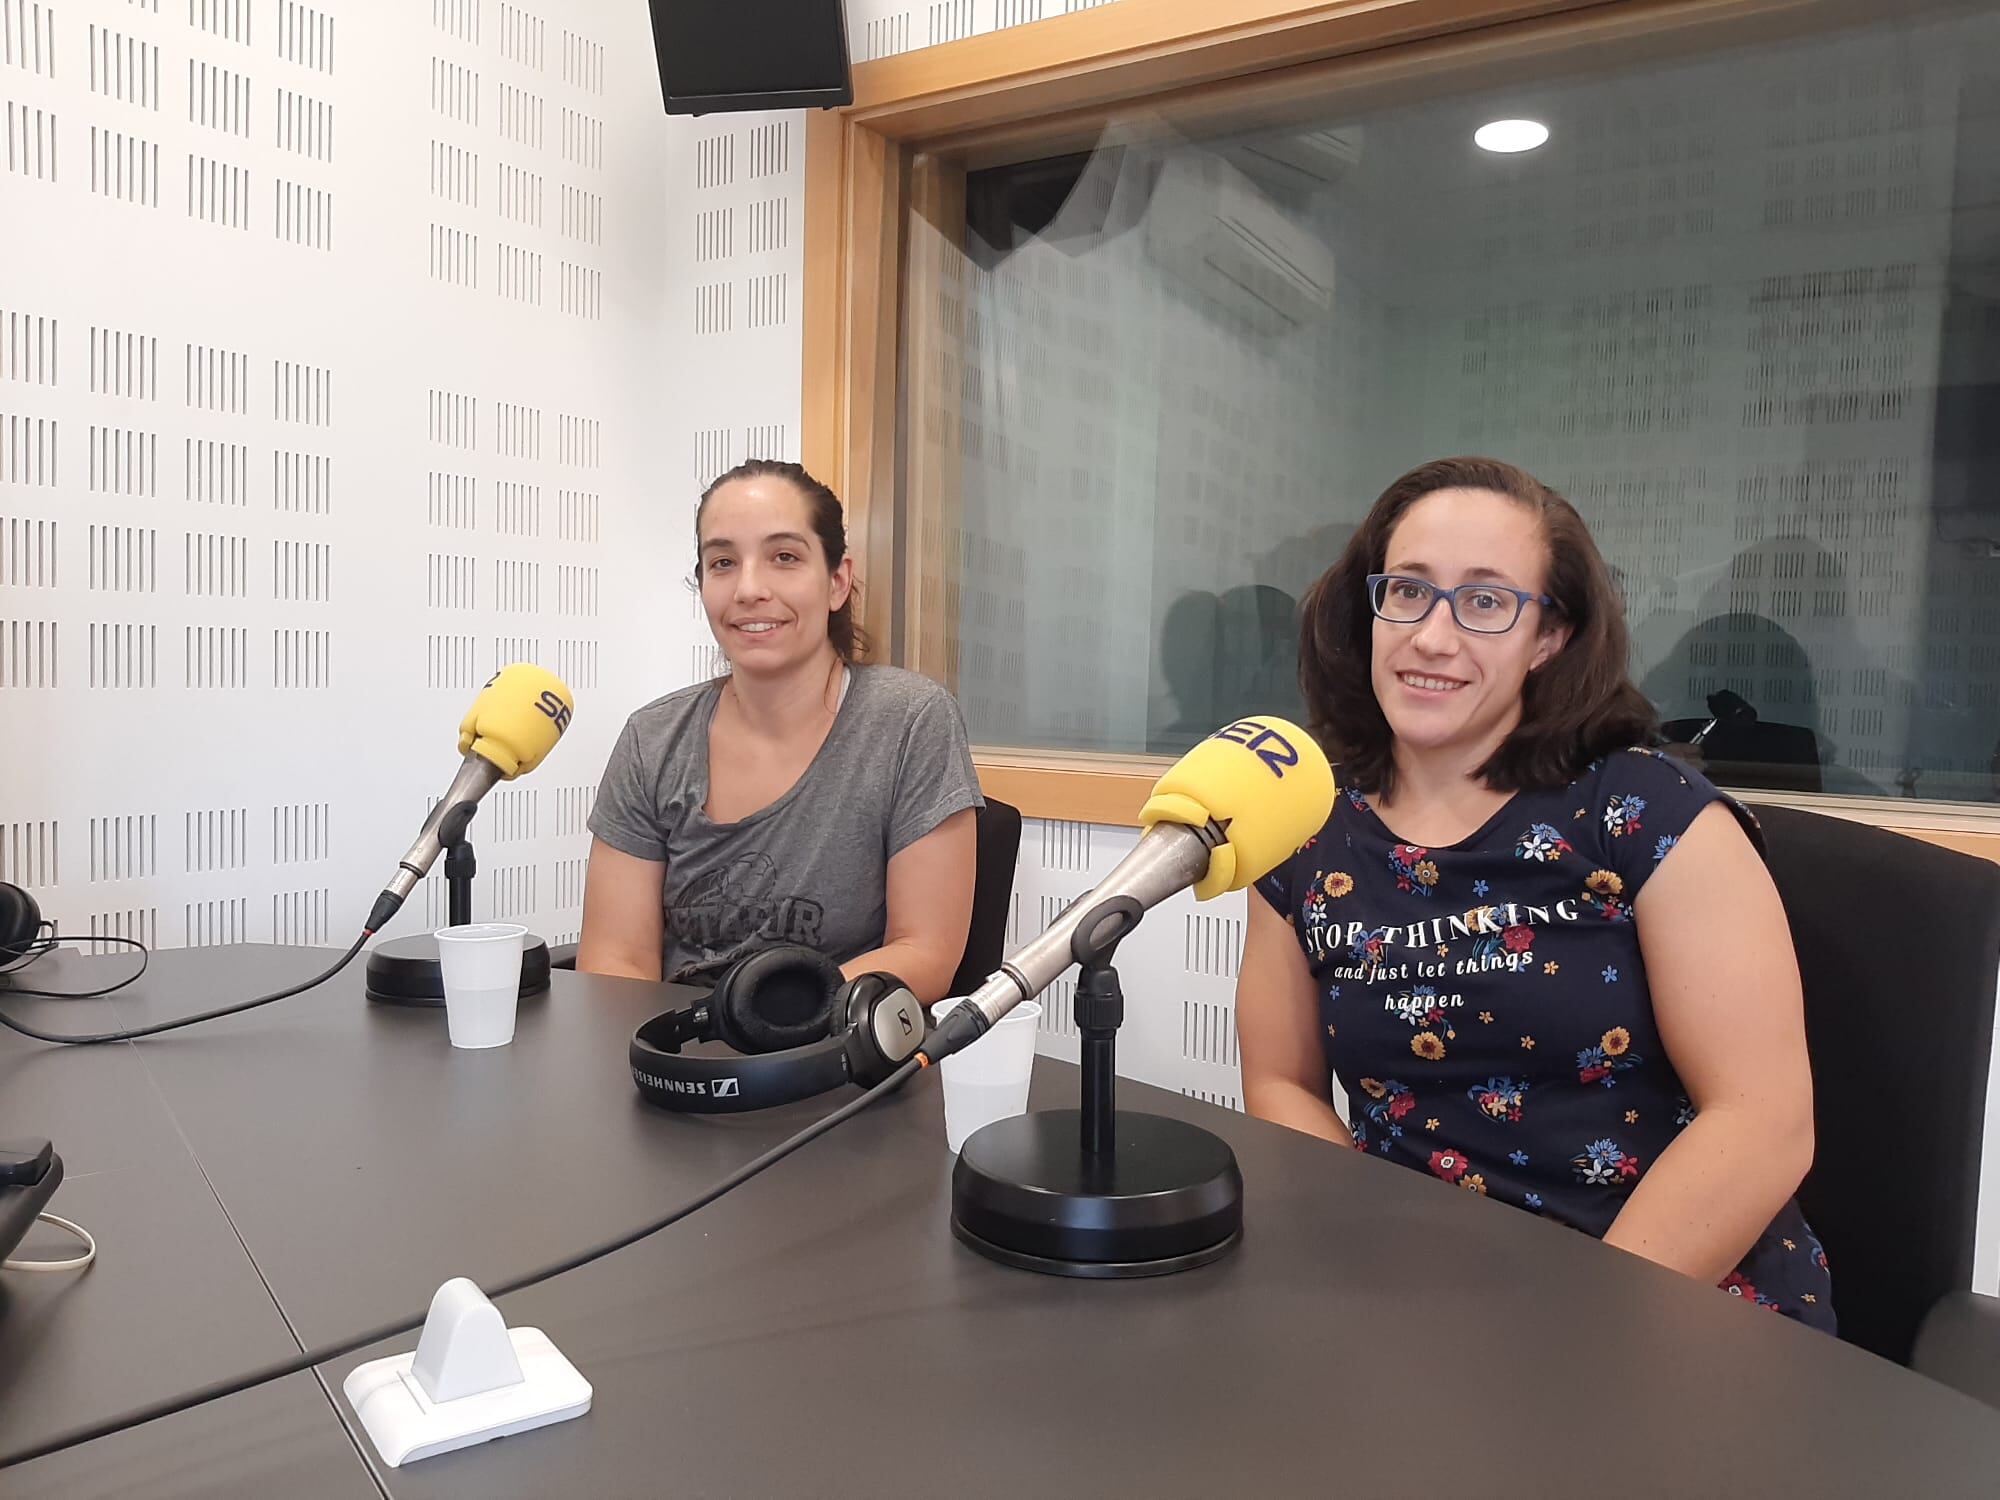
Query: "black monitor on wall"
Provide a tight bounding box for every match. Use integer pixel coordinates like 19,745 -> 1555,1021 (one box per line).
648,0 -> 852,116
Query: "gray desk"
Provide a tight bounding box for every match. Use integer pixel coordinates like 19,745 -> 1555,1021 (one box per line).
6,944 -> 2000,1498
0,958 -> 381,1499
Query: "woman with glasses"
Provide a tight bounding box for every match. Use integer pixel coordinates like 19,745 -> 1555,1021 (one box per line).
1238,457 -> 1831,1327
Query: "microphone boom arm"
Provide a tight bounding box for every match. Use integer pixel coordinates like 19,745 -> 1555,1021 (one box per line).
366,754 -> 503,931
922,820 -> 1223,1064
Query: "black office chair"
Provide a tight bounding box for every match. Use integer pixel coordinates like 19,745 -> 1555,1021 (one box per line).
547,797 -> 1024,996
1753,804 -> 2000,1379
1664,717 -> 1824,794
949,796 -> 1022,998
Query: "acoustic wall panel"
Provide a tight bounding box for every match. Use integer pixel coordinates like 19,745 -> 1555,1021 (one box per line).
0,0 -> 686,967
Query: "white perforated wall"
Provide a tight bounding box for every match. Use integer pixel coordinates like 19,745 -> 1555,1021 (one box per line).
0,0 -> 693,956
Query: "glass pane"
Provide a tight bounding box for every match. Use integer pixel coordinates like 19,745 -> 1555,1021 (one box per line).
904,1 -> 2000,804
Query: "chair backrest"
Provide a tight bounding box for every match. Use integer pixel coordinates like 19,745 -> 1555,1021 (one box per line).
950,797 -> 1022,999
1752,803 -> 2000,1364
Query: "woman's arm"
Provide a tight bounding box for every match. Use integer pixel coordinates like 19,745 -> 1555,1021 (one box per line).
1605,802 -> 1815,1280
576,837 -> 667,981
842,808 -> 976,1005
1237,890 -> 1352,1146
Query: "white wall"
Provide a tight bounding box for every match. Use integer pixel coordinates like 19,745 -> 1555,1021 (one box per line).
0,0 -> 711,954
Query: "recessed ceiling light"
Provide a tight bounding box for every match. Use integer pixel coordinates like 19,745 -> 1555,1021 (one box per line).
1474,119 -> 1550,154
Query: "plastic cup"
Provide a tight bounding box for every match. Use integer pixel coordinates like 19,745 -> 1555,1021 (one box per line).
434,923 -> 527,1049
933,997 -> 1042,1152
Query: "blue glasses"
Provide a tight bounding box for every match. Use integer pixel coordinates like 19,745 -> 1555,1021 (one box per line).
1366,573 -> 1553,635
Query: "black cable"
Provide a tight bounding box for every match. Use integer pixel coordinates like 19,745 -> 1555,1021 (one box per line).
0,933 -> 150,998
0,1057 -> 922,1471
0,931 -> 367,1045
0,924 -> 59,974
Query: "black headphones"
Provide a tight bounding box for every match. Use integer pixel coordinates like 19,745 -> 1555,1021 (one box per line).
630,944 -> 929,1114
1,883 -> 45,967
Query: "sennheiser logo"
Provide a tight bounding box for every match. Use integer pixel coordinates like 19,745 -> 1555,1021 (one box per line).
636,1072 -> 710,1096
711,1077 -> 741,1098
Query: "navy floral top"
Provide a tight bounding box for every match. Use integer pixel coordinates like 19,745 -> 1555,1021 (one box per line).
1255,747 -> 1834,1330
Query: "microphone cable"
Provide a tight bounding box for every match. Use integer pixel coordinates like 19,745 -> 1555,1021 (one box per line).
0,929 -> 150,998
0,1056 -> 923,1470
0,930 -> 372,1046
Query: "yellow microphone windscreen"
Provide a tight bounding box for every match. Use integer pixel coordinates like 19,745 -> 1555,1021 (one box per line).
1139,717 -> 1335,900
458,663 -> 575,778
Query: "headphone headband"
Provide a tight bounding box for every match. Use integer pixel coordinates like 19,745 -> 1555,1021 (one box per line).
628,946 -> 928,1114
630,1000 -> 852,1114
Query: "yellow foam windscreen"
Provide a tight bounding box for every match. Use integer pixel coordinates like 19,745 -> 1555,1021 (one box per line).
458,663 -> 575,779
1139,717 -> 1335,901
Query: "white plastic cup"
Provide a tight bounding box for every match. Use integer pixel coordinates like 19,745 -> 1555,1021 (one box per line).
933,997 -> 1042,1152
434,923 -> 527,1049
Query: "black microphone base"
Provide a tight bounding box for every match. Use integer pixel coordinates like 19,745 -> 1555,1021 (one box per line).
363,934 -> 552,1006
950,1109 -> 1242,1279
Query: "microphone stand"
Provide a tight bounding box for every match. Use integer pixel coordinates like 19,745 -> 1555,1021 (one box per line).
444,814 -> 476,929
363,804 -> 552,1006
949,896 -> 1244,1278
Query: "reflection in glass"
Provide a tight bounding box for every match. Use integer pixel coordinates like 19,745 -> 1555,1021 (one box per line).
912,2 -> 2000,803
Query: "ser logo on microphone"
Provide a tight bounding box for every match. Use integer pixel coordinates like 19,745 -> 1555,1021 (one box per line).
535,689 -> 573,733
1212,719 -> 1299,777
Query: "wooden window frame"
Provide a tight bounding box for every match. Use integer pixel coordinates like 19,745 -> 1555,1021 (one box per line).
799,0 -> 2000,862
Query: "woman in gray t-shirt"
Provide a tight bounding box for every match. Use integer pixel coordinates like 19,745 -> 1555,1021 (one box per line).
578,460 -> 983,1003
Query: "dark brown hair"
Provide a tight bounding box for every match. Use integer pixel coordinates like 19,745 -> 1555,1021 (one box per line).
1299,456 -> 1656,797
696,459 -> 869,662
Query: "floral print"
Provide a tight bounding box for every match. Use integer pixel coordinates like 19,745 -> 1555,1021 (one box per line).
1516,823 -> 1572,863
1468,1076 -> 1528,1123
1360,1079 -> 1418,1131
1721,1271 -> 1781,1310
1572,1137 -> 1643,1187
1259,748 -> 1833,1331
1351,927 -> 1390,967
1430,1149 -> 1470,1184
1581,869 -> 1631,922
1603,795 -> 1646,838
1576,1035 -> 1643,1086
1391,985 -> 1459,1034
1390,843 -> 1440,897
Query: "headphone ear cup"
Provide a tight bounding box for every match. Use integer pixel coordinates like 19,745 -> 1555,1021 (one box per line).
837,972 -> 927,1087
713,945 -> 845,1054
0,882 -> 41,966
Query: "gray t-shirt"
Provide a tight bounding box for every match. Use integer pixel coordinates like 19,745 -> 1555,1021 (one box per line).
588,665 -> 983,984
